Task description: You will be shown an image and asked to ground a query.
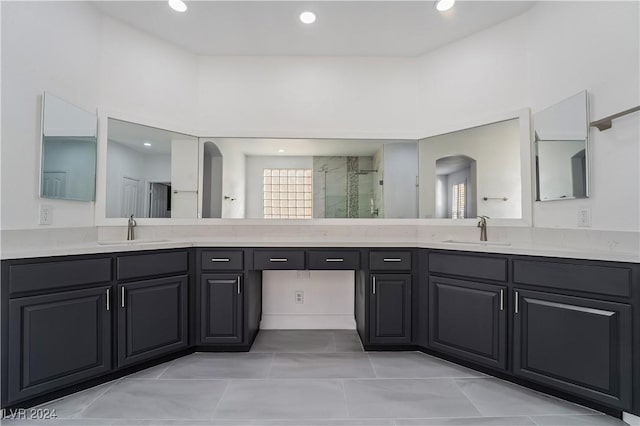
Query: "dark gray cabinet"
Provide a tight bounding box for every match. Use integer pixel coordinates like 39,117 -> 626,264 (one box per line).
200,274 -> 243,344
7,286 -> 112,403
369,274 -> 411,344
513,288 -> 633,410
428,277 -> 507,370
117,276 -> 188,367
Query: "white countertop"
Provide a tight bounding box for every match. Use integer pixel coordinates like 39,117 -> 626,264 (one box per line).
2,237 -> 638,263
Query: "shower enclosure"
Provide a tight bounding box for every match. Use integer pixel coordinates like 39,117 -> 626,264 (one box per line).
313,156 -> 380,218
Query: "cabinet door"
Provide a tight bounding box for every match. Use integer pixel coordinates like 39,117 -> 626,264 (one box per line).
429,276 -> 506,370
8,287 -> 112,403
200,274 -> 243,344
513,289 -> 632,410
369,274 -> 411,344
117,276 -> 188,367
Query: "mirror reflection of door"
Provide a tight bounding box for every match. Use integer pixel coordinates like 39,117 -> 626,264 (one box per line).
202,141 -> 223,218
121,176 -> 142,218
435,155 -> 477,219
148,182 -> 171,218
42,170 -> 68,198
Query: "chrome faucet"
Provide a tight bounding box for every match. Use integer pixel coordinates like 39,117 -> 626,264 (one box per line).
477,216 -> 489,242
127,215 -> 136,241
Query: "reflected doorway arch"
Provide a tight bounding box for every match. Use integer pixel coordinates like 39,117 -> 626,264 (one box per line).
202,141 -> 223,218
435,155 -> 477,219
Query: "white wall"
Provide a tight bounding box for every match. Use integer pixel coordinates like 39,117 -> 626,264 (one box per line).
2,1 -> 638,232
261,270 -> 355,330
525,1 -> 639,231
196,56 -> 418,139
1,1 -> 101,229
413,1 -> 638,230
1,2 -> 201,229
245,156 -> 313,219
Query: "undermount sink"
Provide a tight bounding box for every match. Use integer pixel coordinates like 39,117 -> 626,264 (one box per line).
442,240 -> 512,247
97,239 -> 169,245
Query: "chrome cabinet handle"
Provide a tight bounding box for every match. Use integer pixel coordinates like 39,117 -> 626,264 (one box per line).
372,276 -> 376,294
383,258 -> 402,262
237,276 -> 241,294
106,288 -> 110,311
121,287 -> 125,308
325,258 -> 344,262
211,258 -> 230,262
514,291 -> 519,314
269,258 -> 288,262
500,289 -> 504,311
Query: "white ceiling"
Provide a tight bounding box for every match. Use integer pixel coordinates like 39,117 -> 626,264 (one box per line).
91,1 -> 535,57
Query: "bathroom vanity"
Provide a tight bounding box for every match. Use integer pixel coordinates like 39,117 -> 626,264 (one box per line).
2,243 -> 638,421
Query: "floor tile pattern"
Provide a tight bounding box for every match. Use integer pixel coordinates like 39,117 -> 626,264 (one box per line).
3,330 -> 626,426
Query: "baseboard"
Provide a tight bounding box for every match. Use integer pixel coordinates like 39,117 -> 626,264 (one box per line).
260,314 -> 356,329
623,412 -> 640,426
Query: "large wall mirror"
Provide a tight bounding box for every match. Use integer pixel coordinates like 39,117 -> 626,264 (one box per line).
105,118 -> 199,218
198,138 -> 418,219
40,92 -> 97,201
534,91 -> 589,201
418,115 -> 527,220
98,110 -> 530,224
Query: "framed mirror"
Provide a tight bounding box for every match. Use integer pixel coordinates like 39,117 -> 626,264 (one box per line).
105,118 -> 199,218
40,92 -> 97,201
534,91 -> 589,201
418,112 -> 530,221
198,138 -> 419,219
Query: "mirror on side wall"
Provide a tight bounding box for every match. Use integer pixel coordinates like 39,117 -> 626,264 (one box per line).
105,118 -> 199,218
534,91 -> 589,201
40,92 -> 97,201
418,118 -> 523,219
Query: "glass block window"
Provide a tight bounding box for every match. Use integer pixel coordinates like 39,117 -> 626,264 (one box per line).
263,169 -> 313,219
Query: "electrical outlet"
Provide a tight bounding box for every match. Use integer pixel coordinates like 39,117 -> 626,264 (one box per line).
39,205 -> 53,225
295,290 -> 304,304
577,208 -> 591,227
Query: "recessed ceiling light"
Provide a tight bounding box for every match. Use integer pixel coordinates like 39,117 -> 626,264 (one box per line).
168,0 -> 187,13
300,11 -> 316,24
143,142 -> 152,147
435,0 -> 455,12
278,149 -> 285,153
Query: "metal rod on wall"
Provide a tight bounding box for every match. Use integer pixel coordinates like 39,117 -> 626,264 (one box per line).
483,197 -> 508,201
590,106 -> 640,131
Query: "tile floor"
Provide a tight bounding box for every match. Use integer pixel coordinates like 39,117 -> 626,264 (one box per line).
2,330 -> 626,426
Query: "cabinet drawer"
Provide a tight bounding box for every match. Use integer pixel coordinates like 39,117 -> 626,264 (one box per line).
429,252 -> 507,282
253,250 -> 305,270
308,251 -> 360,270
117,251 -> 188,280
369,251 -> 411,271
9,258 -> 112,294
513,259 -> 631,297
201,250 -> 244,271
